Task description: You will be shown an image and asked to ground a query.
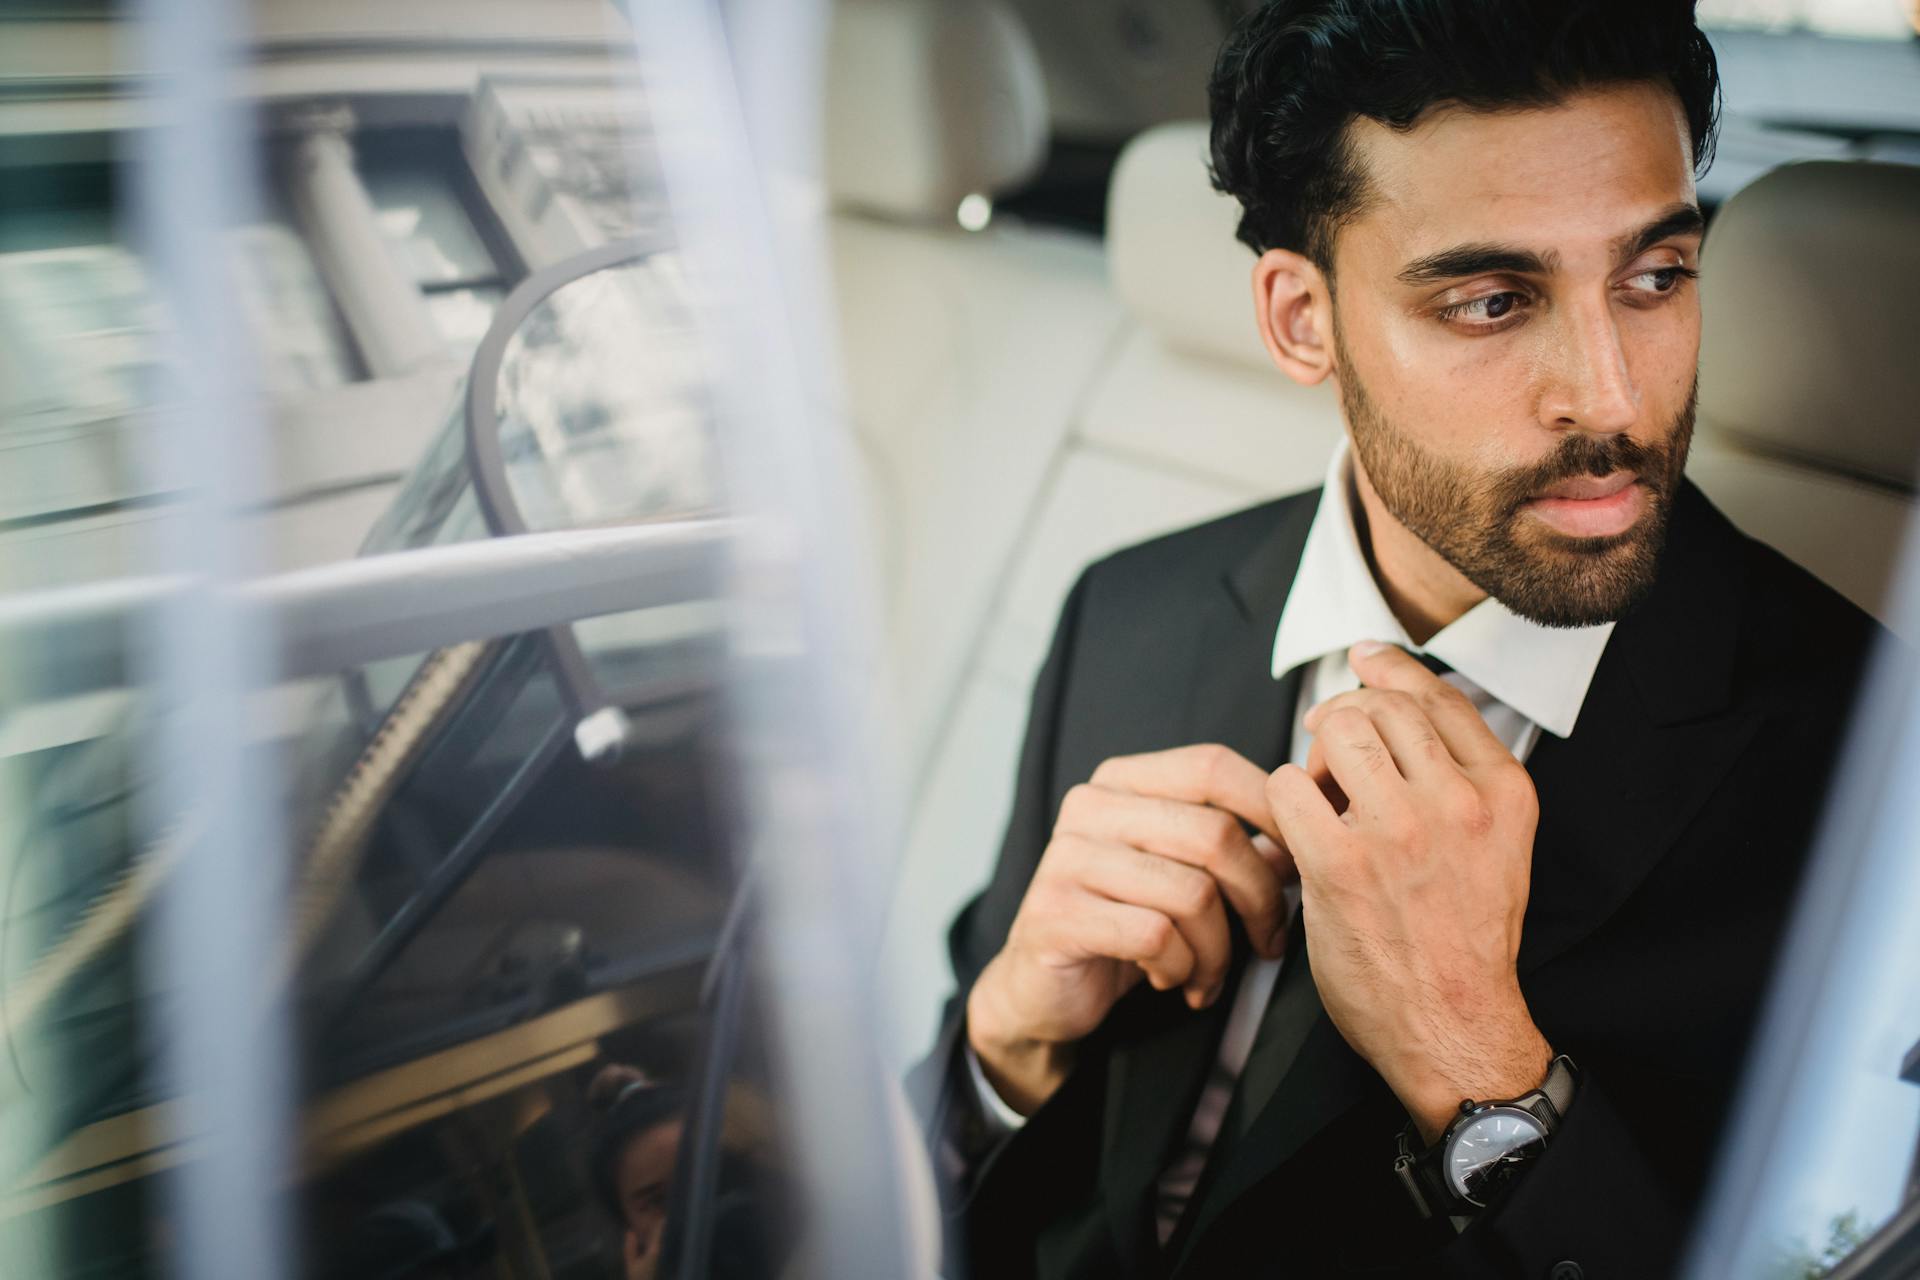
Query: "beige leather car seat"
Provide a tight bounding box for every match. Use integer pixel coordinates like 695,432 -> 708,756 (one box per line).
1687,159 -> 1920,633
872,119 -> 1345,1068
824,0 -> 1126,790
1098,122 -> 1347,494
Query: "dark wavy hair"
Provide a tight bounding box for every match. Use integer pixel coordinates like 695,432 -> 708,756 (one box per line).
1208,0 -> 1721,272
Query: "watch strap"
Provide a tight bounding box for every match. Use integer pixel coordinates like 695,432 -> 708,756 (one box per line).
1538,1053 -> 1577,1119
1394,1127 -> 1453,1222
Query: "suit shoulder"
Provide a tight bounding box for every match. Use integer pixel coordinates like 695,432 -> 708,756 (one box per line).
1077,487 -> 1320,607
1730,518 -> 1885,675
1680,488 -> 1892,698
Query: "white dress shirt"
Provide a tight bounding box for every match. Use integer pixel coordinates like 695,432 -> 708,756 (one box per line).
967,439 -> 1617,1245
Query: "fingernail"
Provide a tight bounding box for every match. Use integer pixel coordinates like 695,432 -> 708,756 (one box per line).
1350,640 -> 1390,660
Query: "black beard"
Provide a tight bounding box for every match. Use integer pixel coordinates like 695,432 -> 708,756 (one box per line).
1334,331 -> 1694,629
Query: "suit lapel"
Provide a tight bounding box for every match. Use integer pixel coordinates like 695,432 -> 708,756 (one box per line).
1165,484 -> 1762,1274
1164,910 -> 1384,1274
1517,484 -> 1758,971
1097,491 -> 1320,1271
1168,995 -> 1379,1274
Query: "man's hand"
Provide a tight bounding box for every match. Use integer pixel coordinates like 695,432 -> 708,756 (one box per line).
624,1225 -> 659,1280
967,744 -> 1297,1115
1265,641 -> 1552,1143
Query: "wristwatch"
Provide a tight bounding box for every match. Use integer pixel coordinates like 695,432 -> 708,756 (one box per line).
1394,1054 -> 1579,1220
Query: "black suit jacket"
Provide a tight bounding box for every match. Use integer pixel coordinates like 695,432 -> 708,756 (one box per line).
911,480 -> 1881,1279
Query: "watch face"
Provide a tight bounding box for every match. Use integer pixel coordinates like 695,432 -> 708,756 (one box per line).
1445,1106 -> 1549,1206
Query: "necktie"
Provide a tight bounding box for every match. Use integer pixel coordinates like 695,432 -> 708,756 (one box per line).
1163,902 -> 1317,1253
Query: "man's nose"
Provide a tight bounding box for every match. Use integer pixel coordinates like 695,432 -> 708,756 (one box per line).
1538,297 -> 1639,435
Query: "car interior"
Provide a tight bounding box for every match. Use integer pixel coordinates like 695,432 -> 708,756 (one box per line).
2,0 -> 1917,1276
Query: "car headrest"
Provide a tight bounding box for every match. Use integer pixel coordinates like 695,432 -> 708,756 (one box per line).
1106,121 -> 1272,371
823,0 -> 1048,222
1699,160 -> 1920,489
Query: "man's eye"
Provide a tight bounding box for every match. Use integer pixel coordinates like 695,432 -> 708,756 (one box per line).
1436,291 -> 1527,326
1625,265 -> 1698,295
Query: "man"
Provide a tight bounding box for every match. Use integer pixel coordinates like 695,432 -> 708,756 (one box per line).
585,1064 -> 787,1280
912,2 -> 1883,1277
588,1066 -> 687,1280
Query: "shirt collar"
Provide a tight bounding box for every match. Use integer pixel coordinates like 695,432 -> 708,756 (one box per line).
1270,439 -> 1614,739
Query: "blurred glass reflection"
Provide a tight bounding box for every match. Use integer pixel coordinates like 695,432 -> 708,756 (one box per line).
0,181 -> 163,574
1688,556 -> 1920,1279
491,256 -> 718,535
231,205 -> 364,397
0,0 -> 907,1275
0,246 -> 789,1276
361,132 -> 516,362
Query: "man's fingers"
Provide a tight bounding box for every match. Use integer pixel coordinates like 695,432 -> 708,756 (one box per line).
1059,888 -> 1201,996
1249,833 -> 1297,957
1088,743 -> 1285,845
1302,737 -> 1351,814
1339,642 -> 1510,769
1303,687 -> 1458,781
1060,838 -> 1233,1002
1263,763 -> 1349,873
1249,831 -> 1297,885
1058,784 -> 1290,956
1309,705 -> 1409,821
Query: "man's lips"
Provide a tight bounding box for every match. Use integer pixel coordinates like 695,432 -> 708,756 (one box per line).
1534,471 -> 1637,501
1522,471 -> 1645,537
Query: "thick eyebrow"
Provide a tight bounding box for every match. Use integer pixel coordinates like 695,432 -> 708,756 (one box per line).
1395,202 -> 1706,288
1612,202 -> 1705,263
1396,243 -> 1557,286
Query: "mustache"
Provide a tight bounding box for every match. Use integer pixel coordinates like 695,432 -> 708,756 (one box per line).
1490,432 -> 1679,516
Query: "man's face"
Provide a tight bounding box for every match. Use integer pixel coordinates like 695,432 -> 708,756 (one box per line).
618,1117 -> 685,1259
1327,82 -> 1703,627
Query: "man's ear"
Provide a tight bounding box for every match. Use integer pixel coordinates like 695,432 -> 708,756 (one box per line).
1252,248 -> 1335,387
